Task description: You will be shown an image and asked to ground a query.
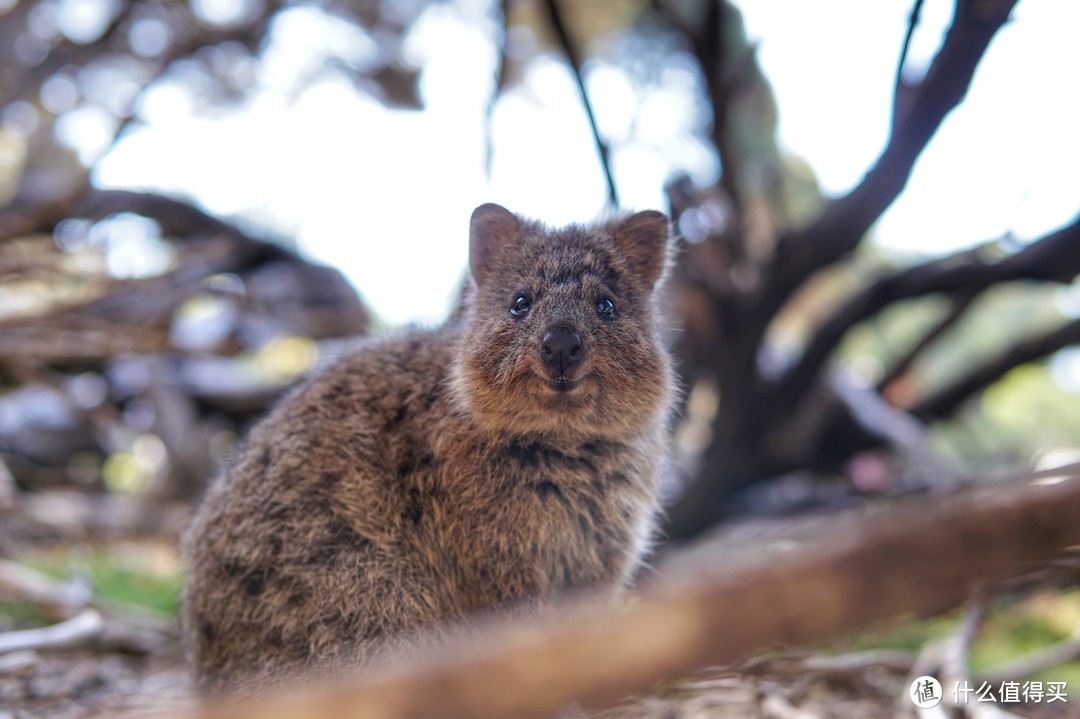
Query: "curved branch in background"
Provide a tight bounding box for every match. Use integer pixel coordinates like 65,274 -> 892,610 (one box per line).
484,0 -> 511,177
0,178 -> 92,243
769,214 -> 1080,410
657,0 -> 743,214
0,189 -> 368,359
762,0 -> 1020,322
73,189 -> 275,250
912,316 -> 1080,421
893,0 -> 927,126
540,0 -> 619,207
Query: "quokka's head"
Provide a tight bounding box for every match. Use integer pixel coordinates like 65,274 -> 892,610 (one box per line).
451,203 -> 675,439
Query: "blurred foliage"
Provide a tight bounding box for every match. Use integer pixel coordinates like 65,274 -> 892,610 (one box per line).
935,364 -> 1080,469
838,278 -> 1080,467
973,590 -> 1080,686
848,613 -> 958,655
847,590 -> 1080,686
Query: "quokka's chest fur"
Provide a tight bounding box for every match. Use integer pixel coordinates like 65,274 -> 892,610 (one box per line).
395,419 -> 659,607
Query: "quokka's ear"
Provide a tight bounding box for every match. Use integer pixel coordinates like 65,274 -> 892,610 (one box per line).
469,203 -> 520,285
613,210 -> 670,288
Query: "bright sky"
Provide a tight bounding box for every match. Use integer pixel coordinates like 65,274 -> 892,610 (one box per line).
93,0 -> 1080,327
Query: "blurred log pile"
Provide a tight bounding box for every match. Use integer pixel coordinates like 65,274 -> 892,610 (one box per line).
0,187 -> 370,543
0,0 -> 431,542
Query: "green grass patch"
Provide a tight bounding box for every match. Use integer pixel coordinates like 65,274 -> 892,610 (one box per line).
18,543 -> 182,618
840,591 -> 1080,687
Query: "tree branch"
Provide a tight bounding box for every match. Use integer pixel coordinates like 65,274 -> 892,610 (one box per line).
698,1 -> 743,215
0,609 -> 104,655
73,189 -> 273,249
0,176 -> 91,243
0,189 -> 364,358
878,291 -> 976,392
484,0 -> 510,177
540,0 -> 619,207
652,0 -> 744,217
769,214 -> 1080,411
911,316 -> 1080,421
893,0 -> 927,127
762,0 -> 1019,325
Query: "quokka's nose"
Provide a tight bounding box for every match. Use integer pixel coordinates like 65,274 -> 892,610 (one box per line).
541,325 -> 583,371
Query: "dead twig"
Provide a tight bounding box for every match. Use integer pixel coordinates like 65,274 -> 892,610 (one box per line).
893,0 -> 927,126
0,608 -> 104,655
540,0 -> 618,207
928,600 -> 1025,719
742,649 -> 917,678
761,692 -> 821,719
0,558 -> 91,620
938,598 -> 985,701
0,556 -> 173,640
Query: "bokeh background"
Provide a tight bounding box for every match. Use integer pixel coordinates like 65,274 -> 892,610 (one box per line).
1,0 -> 1079,715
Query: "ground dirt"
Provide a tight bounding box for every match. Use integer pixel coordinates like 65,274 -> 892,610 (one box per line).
2,643 -> 1077,719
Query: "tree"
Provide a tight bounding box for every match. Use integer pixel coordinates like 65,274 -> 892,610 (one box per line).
653,0 -> 1080,537
0,0 -> 1077,539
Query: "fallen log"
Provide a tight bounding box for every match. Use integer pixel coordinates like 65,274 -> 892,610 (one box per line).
183,464 -> 1080,719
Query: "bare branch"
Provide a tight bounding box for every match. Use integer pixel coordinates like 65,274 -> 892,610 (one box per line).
484,0 -> 510,177
0,609 -> 104,655
763,0 -> 1020,322
938,598 -> 986,704
878,291 -> 976,392
832,374 -> 955,482
769,215 -> 1080,411
540,0 -> 619,207
0,176 -> 91,243
652,0 -> 743,216
912,316 -> 1080,421
0,559 -> 91,620
740,649 -> 917,677
700,1 -> 742,214
73,189 -> 270,248
893,0 -> 927,126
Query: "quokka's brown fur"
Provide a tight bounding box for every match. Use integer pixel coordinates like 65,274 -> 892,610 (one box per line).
180,204 -> 677,695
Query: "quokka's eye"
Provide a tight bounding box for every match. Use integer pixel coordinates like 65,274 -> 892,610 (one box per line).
509,293 -> 531,318
596,297 -> 617,320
